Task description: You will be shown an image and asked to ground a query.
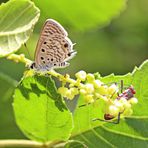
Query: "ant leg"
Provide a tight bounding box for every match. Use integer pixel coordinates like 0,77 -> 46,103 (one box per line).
121,80 -> 124,93
79,103 -> 90,107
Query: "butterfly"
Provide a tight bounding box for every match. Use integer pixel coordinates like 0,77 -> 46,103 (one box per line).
30,19 -> 76,71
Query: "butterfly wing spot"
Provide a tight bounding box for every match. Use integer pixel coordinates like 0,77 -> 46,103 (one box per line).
64,43 -> 68,48
33,19 -> 76,71
41,49 -> 45,52
68,53 -> 71,56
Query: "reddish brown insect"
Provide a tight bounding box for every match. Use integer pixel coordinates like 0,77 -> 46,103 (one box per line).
93,85 -> 136,124
117,86 -> 136,100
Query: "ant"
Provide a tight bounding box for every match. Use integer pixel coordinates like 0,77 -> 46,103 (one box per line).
93,81 -> 136,124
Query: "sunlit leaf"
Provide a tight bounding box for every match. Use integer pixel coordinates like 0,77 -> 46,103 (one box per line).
0,0 -> 40,57
13,75 -> 73,142
71,60 -> 148,147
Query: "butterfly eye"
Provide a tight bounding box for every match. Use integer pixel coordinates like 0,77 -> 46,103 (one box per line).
64,43 -> 68,48
30,63 -> 35,69
44,42 -> 47,44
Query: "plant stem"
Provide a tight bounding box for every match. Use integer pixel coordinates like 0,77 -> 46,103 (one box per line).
0,140 -> 44,148
7,53 -> 84,87
47,70 -> 84,88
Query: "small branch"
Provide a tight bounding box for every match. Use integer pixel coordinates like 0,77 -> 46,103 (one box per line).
47,70 -> 84,88
0,140 -> 44,148
7,53 -> 32,66
7,53 -> 84,88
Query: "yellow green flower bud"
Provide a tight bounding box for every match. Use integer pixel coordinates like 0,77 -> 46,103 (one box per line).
93,80 -> 103,89
85,95 -> 94,103
123,102 -> 131,109
108,105 -> 120,116
119,97 -> 131,109
84,83 -> 94,94
119,97 -> 128,104
65,89 -> 74,100
69,87 -> 79,96
75,70 -> 87,81
129,97 -> 138,104
97,85 -> 108,95
80,89 -> 87,95
108,84 -> 118,95
123,108 -> 133,116
86,73 -> 95,82
95,93 -> 108,102
114,100 -> 124,111
58,87 -> 68,97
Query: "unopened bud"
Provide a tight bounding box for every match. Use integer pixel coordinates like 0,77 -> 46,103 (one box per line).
84,83 -> 94,94
108,84 -> 118,95
70,87 -> 79,95
58,87 -> 68,97
93,80 -> 103,89
108,105 -> 120,116
85,95 -> 94,103
129,97 -> 138,104
86,73 -> 95,82
97,85 -> 108,95
75,70 -> 87,81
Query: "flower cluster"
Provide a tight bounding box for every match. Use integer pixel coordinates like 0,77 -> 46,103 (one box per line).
57,70 -> 138,119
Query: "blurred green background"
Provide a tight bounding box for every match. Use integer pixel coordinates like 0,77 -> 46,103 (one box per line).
0,0 -> 148,139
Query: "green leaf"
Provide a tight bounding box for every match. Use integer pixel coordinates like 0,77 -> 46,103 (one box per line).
0,72 -> 25,139
13,75 -> 73,142
0,0 -> 40,57
34,0 -> 127,31
71,60 -> 148,147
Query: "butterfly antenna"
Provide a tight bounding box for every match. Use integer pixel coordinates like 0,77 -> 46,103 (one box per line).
73,43 -> 76,46
24,43 -> 32,60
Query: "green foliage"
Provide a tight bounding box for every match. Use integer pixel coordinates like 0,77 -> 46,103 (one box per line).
0,0 -> 40,57
0,0 -> 147,147
34,0 -> 127,31
0,73 -> 25,138
13,75 -> 73,142
71,60 -> 148,147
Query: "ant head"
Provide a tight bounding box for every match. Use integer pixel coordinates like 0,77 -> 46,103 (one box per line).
129,86 -> 136,94
104,113 -> 114,120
